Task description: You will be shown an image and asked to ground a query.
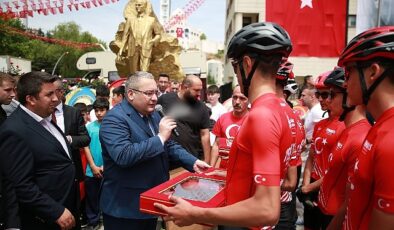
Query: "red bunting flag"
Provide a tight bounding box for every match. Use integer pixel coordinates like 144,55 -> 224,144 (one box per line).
266,0 -> 347,57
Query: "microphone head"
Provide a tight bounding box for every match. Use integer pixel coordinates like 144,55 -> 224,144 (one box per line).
155,104 -> 163,112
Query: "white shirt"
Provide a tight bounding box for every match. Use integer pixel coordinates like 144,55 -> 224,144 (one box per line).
304,103 -> 326,141
20,104 -> 71,158
54,103 -> 65,133
208,102 -> 227,122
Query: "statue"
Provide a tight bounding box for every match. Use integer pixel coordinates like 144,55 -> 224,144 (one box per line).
110,0 -> 184,80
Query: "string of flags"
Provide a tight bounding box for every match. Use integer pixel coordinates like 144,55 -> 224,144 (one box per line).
0,23 -> 101,49
163,0 -> 204,31
0,0 -> 120,19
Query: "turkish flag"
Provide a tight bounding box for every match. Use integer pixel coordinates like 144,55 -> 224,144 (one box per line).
176,27 -> 183,38
266,0 -> 347,57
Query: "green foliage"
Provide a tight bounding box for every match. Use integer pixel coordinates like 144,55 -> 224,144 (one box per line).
0,20 -> 106,78
200,33 -> 207,40
207,73 -> 216,85
214,49 -> 224,60
0,18 -> 30,57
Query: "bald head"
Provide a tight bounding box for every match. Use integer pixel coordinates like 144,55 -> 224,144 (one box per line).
181,75 -> 202,102
182,75 -> 201,88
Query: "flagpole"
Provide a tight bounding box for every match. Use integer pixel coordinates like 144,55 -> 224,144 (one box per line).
377,0 -> 381,27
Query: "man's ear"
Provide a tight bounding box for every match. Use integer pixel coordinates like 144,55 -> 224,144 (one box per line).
242,55 -> 254,77
368,63 -> 384,84
127,89 -> 134,101
26,95 -> 36,106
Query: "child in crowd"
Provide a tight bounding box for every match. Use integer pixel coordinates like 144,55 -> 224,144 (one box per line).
84,98 -> 109,229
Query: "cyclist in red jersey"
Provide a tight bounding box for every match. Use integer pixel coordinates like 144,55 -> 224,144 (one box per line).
155,22 -> 294,229
315,68 -> 371,229
336,26 -> 394,229
275,61 -> 306,229
301,71 -> 346,230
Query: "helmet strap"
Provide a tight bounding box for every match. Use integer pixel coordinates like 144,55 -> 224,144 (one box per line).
239,58 -> 260,97
339,91 -> 355,121
358,65 -> 394,105
357,66 -> 369,105
366,67 -> 394,103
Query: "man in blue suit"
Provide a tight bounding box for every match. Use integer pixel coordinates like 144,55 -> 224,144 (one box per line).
99,71 -> 210,230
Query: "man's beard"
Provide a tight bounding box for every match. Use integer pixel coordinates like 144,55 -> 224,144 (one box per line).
184,91 -> 198,105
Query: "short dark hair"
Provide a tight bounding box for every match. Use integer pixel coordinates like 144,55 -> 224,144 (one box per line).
73,102 -> 87,114
112,85 -> 125,97
86,104 -> 93,113
96,85 -> 110,97
93,98 -> 109,110
0,72 -> 16,86
207,85 -> 220,94
158,73 -> 170,80
17,71 -> 57,105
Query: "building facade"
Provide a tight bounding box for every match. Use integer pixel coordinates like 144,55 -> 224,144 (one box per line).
223,0 -> 358,84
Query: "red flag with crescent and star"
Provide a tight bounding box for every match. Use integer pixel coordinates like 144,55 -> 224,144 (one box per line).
266,0 -> 347,57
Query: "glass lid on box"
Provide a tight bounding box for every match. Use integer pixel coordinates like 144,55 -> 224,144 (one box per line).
161,176 -> 225,202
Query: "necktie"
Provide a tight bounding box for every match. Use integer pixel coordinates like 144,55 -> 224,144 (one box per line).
52,108 -> 57,124
143,116 -> 154,135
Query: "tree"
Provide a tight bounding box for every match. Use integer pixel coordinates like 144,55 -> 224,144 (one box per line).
0,20 -> 104,77
0,18 -> 30,57
200,33 -> 207,40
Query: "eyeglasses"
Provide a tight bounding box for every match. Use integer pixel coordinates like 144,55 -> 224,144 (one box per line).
329,90 -> 344,98
131,88 -> 158,98
315,91 -> 330,100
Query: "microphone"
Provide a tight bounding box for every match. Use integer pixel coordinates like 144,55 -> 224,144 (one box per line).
155,105 -> 180,137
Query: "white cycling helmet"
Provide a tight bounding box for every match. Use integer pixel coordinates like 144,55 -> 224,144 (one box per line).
284,79 -> 298,94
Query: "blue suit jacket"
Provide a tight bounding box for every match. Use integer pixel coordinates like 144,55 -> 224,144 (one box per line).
99,99 -> 197,219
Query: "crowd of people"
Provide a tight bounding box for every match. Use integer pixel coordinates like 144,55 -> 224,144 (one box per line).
0,23 -> 393,230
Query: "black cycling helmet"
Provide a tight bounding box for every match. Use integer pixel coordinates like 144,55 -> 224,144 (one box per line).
324,67 -> 345,92
338,26 -> 394,105
324,67 -> 355,121
227,22 -> 292,61
227,22 -> 292,96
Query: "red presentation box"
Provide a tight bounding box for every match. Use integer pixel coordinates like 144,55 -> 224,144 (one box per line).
140,170 -> 226,216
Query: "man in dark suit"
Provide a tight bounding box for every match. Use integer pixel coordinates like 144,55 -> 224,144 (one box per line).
0,71 -> 79,230
99,71 -> 210,230
0,72 -> 19,230
53,78 -> 90,182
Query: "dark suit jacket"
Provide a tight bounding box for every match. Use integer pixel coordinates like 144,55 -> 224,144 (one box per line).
0,107 -> 79,229
99,99 -> 197,219
63,104 -> 90,181
0,106 -> 20,229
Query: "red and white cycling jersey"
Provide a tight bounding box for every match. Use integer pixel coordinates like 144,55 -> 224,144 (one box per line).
344,108 -> 394,230
279,99 -> 301,203
310,117 -> 345,180
318,119 -> 370,215
225,93 -> 293,230
212,111 -> 248,169
290,109 -> 306,167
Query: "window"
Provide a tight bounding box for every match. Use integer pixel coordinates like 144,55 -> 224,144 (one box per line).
348,15 -> 356,28
242,14 -> 259,27
86,57 -> 96,64
108,71 -> 120,82
243,17 -> 252,27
